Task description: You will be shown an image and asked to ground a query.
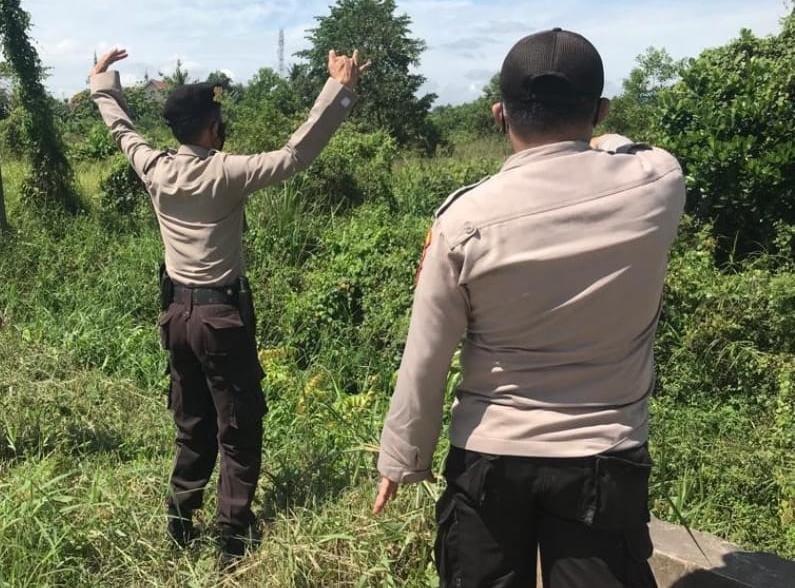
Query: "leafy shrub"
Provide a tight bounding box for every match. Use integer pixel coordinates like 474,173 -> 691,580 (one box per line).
656,15 -> 795,258
72,123 -> 116,161
0,105 -> 24,154
273,204 -> 428,388
391,155 -> 499,216
98,155 -> 148,215
298,124 -> 397,209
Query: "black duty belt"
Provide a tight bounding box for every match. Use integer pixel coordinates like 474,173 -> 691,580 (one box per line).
173,284 -> 239,306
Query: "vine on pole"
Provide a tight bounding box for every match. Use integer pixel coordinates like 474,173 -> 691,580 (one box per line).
0,0 -> 78,213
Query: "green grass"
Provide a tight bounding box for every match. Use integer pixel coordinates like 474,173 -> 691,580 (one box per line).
0,139 -> 792,585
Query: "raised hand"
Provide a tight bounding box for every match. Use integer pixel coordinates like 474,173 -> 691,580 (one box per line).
328,49 -> 372,89
90,48 -> 128,77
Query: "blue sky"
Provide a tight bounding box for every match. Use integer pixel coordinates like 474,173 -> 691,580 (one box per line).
20,0 -> 790,105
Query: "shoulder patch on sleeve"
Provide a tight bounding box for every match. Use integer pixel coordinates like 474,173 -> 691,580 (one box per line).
434,176 -> 491,219
612,142 -> 652,154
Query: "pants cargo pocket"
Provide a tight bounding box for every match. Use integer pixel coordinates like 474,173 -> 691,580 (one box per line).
435,489 -> 462,587
592,446 -> 653,532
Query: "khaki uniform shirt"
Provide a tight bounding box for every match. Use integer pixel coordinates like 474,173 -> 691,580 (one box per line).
91,71 -> 356,286
378,135 -> 686,483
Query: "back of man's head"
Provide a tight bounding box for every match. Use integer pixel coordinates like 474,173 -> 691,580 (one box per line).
163,82 -> 223,146
500,28 -> 604,138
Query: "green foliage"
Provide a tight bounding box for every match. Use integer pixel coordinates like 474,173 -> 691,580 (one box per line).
655,16 -> 795,258
0,0 -> 78,212
225,67 -> 301,153
601,48 -> 684,141
159,58 -> 190,88
391,155 -> 499,216
296,0 -> 438,150
98,155 -> 148,215
430,74 -> 500,145
72,123 -> 116,161
0,103 -> 24,153
276,204 -> 427,387
299,124 -> 397,209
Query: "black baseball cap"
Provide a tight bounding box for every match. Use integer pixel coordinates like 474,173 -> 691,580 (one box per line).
500,28 -> 604,105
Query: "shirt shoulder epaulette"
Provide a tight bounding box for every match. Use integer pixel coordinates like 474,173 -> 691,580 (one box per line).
434,176 -> 491,219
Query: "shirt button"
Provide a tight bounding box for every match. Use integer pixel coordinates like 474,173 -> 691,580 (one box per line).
464,223 -> 475,235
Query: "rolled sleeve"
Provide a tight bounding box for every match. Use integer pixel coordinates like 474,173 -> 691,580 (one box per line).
377,224 -> 468,483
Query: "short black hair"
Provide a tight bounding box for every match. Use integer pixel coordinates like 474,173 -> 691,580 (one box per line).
163,82 -> 223,145
504,77 -> 599,136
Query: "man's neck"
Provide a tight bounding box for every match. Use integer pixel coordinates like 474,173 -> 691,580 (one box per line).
509,130 -> 591,153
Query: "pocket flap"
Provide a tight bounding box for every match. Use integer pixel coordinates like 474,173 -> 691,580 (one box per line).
157,305 -> 180,326
201,310 -> 244,330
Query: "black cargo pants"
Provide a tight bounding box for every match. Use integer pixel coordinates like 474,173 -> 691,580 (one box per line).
435,445 -> 658,588
159,286 -> 266,534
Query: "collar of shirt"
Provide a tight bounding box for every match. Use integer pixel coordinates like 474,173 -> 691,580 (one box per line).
501,140 -> 590,173
177,144 -> 212,158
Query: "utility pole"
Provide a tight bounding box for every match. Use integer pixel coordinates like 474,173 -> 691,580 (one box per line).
278,28 -> 285,76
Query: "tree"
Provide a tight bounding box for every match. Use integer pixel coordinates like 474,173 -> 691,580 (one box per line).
296,0 -> 438,150
226,68 -> 302,153
429,74 -> 500,145
160,59 -> 190,88
656,10 -> 795,259
601,47 -> 684,141
0,0 -> 78,212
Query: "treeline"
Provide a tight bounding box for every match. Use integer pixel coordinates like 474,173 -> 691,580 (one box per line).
1,3 -> 793,260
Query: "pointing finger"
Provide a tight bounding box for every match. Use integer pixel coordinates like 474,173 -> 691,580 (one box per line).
359,60 -> 373,74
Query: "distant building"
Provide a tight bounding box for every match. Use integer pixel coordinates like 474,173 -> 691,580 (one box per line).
143,79 -> 168,100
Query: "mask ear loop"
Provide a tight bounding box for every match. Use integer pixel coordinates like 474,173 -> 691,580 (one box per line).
501,102 -> 509,135
592,98 -> 602,127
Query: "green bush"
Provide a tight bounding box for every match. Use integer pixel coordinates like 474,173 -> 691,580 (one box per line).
275,204 -> 427,388
72,123 -> 116,161
98,155 -> 148,215
391,155 -> 499,216
298,124 -> 397,209
656,15 -> 795,258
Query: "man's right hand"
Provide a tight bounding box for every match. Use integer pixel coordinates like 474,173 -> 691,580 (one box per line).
90,48 -> 128,78
328,49 -> 371,90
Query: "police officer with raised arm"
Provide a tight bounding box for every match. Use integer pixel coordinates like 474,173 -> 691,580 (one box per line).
373,29 -> 685,587
89,46 -> 368,566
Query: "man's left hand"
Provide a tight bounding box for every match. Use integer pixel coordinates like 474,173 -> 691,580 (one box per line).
372,476 -> 399,515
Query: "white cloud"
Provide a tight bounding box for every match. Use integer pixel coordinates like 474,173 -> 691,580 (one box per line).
18,0 -> 789,103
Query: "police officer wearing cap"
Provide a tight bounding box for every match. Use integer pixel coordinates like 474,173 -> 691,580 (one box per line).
89,47 -> 368,565
373,29 -> 684,587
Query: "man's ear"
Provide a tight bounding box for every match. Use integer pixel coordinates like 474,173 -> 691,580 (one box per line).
595,98 -> 610,126
492,102 -> 506,132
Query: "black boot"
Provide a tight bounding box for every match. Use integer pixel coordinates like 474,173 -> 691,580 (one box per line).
218,524 -> 261,570
167,508 -> 198,547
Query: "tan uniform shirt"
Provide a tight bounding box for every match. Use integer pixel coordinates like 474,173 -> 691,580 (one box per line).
91,71 -> 356,286
378,136 -> 686,483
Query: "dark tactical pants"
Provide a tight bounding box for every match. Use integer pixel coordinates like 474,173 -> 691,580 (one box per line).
159,289 -> 266,534
435,445 -> 658,588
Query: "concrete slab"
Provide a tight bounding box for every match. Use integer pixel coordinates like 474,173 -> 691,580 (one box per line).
650,517 -> 795,587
